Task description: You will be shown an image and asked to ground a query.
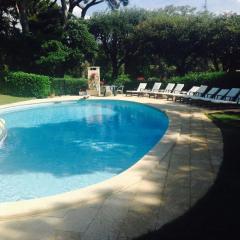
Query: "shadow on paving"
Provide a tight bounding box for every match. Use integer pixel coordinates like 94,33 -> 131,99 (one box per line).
135,112 -> 240,240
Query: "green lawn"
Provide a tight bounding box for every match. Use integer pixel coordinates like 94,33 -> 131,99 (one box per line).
0,94 -> 32,105
208,111 -> 240,128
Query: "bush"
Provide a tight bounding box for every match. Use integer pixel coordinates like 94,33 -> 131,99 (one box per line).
52,77 -> 88,95
167,72 -> 240,89
113,74 -> 131,86
147,77 -> 161,82
3,71 -> 51,98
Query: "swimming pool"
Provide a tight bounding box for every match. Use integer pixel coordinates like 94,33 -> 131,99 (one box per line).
0,100 -> 168,203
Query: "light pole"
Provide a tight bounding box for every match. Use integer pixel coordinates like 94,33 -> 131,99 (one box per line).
203,0 -> 208,12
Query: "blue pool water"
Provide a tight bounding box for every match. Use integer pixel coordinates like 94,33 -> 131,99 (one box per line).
0,100 -> 168,203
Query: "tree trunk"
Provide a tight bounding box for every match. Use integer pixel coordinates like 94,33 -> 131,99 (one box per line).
176,62 -> 186,76
81,0 -> 104,19
228,54 -> 238,73
111,60 -> 119,80
81,7 -> 88,19
61,0 -> 68,27
68,0 -> 75,18
221,57 -> 229,72
212,55 -> 220,71
16,0 -> 29,35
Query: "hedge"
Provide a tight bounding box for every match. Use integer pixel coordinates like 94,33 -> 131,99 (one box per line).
167,72 -> 240,90
3,72 -> 51,98
125,72 -> 240,92
51,77 -> 88,96
0,72 -> 88,97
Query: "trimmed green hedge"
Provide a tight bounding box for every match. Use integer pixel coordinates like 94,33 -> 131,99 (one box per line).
51,78 -> 88,96
167,72 -> 240,89
3,72 -> 51,98
2,71 -> 238,98
0,72 -> 88,97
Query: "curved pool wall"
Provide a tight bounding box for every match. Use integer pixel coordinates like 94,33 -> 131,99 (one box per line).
0,100 -> 168,203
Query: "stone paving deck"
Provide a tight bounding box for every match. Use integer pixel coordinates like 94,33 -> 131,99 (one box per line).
0,96 -> 223,240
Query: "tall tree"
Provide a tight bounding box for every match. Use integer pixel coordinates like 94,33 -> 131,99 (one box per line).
60,0 -> 129,26
134,8 -> 214,76
206,14 -> 240,72
89,9 -> 147,80
0,0 -> 17,35
16,0 -> 29,34
1,0 -> 59,35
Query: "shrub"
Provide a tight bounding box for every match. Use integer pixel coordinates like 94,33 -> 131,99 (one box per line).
4,71 -> 51,98
147,77 -> 161,82
52,77 -> 88,95
167,72 -> 240,89
113,74 -> 131,87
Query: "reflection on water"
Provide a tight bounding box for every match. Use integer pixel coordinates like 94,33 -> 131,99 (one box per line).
0,100 -> 168,202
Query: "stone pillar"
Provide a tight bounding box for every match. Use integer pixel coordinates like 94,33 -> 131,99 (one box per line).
87,67 -> 100,96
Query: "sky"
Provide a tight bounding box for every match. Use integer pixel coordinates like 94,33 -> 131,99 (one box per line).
80,0 -> 240,15
128,0 -> 240,13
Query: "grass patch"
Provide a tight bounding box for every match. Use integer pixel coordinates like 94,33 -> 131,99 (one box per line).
136,111 -> 240,240
208,111 -> 240,128
210,112 -> 240,121
0,94 -> 32,105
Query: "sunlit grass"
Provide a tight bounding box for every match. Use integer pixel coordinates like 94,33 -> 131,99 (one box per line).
208,111 -> 240,128
0,94 -> 32,105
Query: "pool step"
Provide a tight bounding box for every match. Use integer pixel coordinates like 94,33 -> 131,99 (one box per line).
0,118 -> 7,146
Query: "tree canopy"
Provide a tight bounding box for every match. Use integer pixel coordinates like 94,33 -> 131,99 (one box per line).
0,0 -> 129,35
89,9 -> 147,79
61,0 -> 129,20
0,4 -> 240,81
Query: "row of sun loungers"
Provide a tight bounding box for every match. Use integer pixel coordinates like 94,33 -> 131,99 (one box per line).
126,82 -> 240,107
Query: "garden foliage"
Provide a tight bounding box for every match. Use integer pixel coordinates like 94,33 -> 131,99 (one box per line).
3,72 -> 51,98
167,72 -> 240,89
52,77 -> 88,96
0,3 -> 240,95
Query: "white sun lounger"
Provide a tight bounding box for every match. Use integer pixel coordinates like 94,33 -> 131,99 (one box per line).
211,88 -> 240,104
164,84 -> 185,100
189,87 -> 220,103
191,88 -> 229,107
210,89 -> 230,100
126,83 -> 147,96
195,88 -> 229,107
232,95 -> 240,105
183,85 -> 208,101
217,95 -> 240,106
139,82 -> 162,97
174,86 -> 199,101
153,83 -> 176,98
